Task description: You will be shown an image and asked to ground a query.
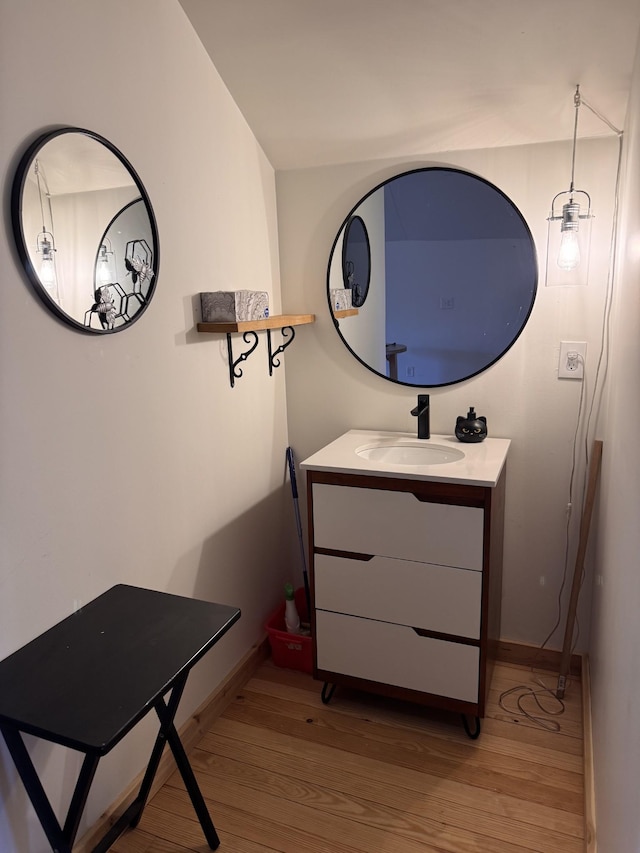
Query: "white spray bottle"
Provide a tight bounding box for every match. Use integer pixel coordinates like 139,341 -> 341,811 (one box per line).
284,583 -> 301,634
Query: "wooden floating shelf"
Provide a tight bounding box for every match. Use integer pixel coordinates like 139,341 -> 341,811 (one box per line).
333,308 -> 359,319
197,313 -> 315,334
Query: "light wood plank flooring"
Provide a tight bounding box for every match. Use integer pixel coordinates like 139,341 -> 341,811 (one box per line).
111,659 -> 584,853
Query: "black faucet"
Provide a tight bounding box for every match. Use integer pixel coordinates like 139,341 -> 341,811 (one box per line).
411,394 -> 430,439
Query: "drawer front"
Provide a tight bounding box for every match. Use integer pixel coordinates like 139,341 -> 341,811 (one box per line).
312,483 -> 483,570
315,610 -> 479,703
314,553 -> 481,638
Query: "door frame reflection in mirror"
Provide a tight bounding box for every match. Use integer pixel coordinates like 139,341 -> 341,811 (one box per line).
327,166 -> 538,387
11,126 -> 160,334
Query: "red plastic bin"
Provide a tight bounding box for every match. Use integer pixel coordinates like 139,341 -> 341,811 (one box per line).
265,587 -> 313,674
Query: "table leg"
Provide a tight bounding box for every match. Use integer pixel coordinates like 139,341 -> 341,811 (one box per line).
161,711 -> 220,850
128,674 -> 220,850
62,752 -> 100,842
0,723 -> 99,853
127,674 -> 187,828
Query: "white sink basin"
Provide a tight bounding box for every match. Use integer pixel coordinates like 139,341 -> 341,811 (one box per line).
301,430 -> 510,486
356,441 -> 465,466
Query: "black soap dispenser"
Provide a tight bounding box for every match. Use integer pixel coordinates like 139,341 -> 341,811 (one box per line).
455,407 -> 487,443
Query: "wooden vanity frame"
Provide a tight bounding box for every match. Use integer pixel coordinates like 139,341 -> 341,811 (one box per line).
305,468 -> 506,721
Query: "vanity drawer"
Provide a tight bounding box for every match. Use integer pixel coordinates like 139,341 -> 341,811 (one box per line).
312,483 -> 483,570
315,609 -> 479,703
314,553 -> 481,638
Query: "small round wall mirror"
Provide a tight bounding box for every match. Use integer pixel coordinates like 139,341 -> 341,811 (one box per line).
327,167 -> 537,387
342,215 -> 371,308
11,127 -> 159,334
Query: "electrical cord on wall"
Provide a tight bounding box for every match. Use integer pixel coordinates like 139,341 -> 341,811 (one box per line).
499,112 -> 624,733
498,363 -> 586,731
566,128 -> 623,661
541,356 -> 588,652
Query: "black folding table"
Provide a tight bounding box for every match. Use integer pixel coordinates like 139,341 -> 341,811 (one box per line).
0,584 -> 241,852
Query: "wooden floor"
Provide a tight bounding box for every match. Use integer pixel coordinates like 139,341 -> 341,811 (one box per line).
111,659 -> 584,853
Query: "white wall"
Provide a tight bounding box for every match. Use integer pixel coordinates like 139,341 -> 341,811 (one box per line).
0,2 -> 294,850
589,30 -> 640,853
278,138 -> 618,651
1,2 -> 635,848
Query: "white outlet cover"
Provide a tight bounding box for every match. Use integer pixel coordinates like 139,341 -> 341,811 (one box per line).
558,341 -> 587,379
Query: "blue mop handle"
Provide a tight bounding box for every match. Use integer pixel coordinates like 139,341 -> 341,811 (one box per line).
286,446 -> 311,617
286,446 -> 299,499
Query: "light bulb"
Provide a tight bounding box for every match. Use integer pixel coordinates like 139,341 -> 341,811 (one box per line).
557,200 -> 581,271
557,229 -> 580,271
98,245 -> 112,283
40,256 -> 55,284
98,259 -> 112,284
38,233 -> 56,285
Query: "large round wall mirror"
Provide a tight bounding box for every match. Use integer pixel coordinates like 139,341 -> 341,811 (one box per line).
327,167 -> 537,387
11,127 -> 159,334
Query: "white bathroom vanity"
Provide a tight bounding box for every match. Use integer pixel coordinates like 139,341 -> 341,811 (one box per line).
301,430 -> 510,736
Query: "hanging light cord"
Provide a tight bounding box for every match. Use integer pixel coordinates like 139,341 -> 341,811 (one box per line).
34,160 -> 50,237
568,84 -> 623,195
580,94 -> 623,137
34,159 -> 58,248
568,85 -> 581,195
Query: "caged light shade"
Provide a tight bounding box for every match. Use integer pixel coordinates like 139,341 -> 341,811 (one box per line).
545,85 -> 594,287
546,189 -> 593,286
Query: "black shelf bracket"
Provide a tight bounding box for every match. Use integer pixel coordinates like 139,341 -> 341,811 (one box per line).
226,331 -> 259,388
267,325 -> 295,376
198,314 -> 314,388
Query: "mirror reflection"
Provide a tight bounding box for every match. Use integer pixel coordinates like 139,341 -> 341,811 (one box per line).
11,128 -> 159,333
328,167 -> 537,387
342,215 -> 371,308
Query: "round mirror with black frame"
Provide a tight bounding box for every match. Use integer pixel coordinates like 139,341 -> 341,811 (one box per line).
328,167 -> 537,387
11,126 -> 159,334
342,215 -> 371,308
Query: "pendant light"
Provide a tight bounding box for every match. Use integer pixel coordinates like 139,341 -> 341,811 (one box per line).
545,85 -> 593,286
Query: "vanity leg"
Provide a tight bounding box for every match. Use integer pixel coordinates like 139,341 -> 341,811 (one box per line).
321,682 -> 336,705
461,714 -> 481,739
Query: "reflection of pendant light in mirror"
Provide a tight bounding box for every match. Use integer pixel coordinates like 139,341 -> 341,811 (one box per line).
545,85 -> 593,287
34,159 -> 60,301
38,232 -> 55,279
36,230 -> 57,294
97,241 -> 114,284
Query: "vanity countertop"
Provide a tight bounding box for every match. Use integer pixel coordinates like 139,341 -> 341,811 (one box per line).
300,430 -> 510,487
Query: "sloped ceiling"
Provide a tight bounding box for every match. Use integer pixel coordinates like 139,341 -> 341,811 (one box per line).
179,0 -> 640,170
